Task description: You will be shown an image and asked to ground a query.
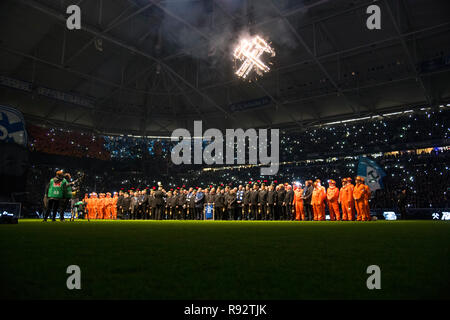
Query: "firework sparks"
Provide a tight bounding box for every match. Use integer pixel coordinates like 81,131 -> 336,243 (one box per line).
233,35 -> 275,80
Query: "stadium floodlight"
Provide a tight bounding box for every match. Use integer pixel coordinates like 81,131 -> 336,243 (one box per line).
233,35 -> 275,80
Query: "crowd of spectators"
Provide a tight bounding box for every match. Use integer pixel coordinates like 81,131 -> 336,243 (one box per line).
26,109 -> 448,162
280,108 -> 448,161
103,136 -> 168,159
28,125 -> 110,160
19,108 -> 449,214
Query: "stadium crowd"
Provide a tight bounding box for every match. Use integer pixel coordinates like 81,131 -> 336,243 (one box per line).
27,109 -> 448,161
19,108 -> 449,217
280,109 -> 448,161
28,125 -> 110,160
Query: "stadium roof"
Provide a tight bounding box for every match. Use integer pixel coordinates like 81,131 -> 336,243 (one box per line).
1,0 -> 450,135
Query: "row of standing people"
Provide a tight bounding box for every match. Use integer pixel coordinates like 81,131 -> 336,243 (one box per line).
83,192 -> 118,219
86,176 -> 371,221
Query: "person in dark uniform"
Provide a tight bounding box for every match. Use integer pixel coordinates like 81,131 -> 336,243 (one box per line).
276,184 -> 286,220
185,188 -> 192,220
195,188 -> 205,220
148,190 -> 156,220
258,183 -> 268,220
144,189 -> 150,219
43,170 -> 68,222
130,191 -> 139,220
172,190 -> 179,219
188,189 -> 196,220
222,187 -> 229,220
161,190 -> 167,219
267,184 -> 277,220
249,184 -> 259,220
170,190 -> 179,219
116,190 -> 125,219
232,187 -> 238,219
235,185 -> 244,220
206,188 -> 215,218
122,192 -> 131,220
205,188 -> 213,205
183,189 -> 189,219
176,189 -> 186,220
154,186 -> 164,220
285,185 -> 295,221
164,191 -> 172,219
164,191 -> 172,220
397,188 -> 408,220
302,180 -> 314,221
136,190 -> 142,219
243,185 -> 251,220
215,188 -> 225,220
138,189 -> 149,220
227,188 -> 237,220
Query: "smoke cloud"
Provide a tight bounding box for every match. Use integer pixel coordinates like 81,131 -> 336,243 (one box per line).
153,0 -> 314,62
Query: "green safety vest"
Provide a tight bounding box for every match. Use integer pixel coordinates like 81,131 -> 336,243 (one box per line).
75,201 -> 85,209
65,183 -> 73,199
47,178 -> 67,199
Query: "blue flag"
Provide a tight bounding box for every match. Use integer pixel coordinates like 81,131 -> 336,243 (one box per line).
205,204 -> 214,220
357,157 -> 386,191
0,105 -> 27,147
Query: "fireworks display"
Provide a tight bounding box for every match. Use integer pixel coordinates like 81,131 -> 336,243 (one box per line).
233,35 -> 275,80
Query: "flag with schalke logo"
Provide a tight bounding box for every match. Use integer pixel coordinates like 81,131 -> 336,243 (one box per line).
357,156 -> 386,191
0,105 -> 27,147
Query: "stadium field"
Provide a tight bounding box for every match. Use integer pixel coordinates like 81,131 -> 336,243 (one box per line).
1,220 -> 449,300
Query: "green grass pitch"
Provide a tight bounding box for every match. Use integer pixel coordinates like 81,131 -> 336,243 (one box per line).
1,220 -> 449,300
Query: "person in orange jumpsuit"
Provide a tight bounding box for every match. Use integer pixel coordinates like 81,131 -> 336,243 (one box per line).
358,176 -> 372,221
338,178 -> 346,219
363,180 -> 371,221
112,192 -> 118,220
104,192 -> 113,219
353,176 -> 371,221
89,193 -> 99,219
83,193 -> 89,209
339,178 -> 355,221
326,180 -> 340,221
311,179 -> 326,221
292,184 -> 304,221
101,193 -> 108,219
97,193 -> 106,219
